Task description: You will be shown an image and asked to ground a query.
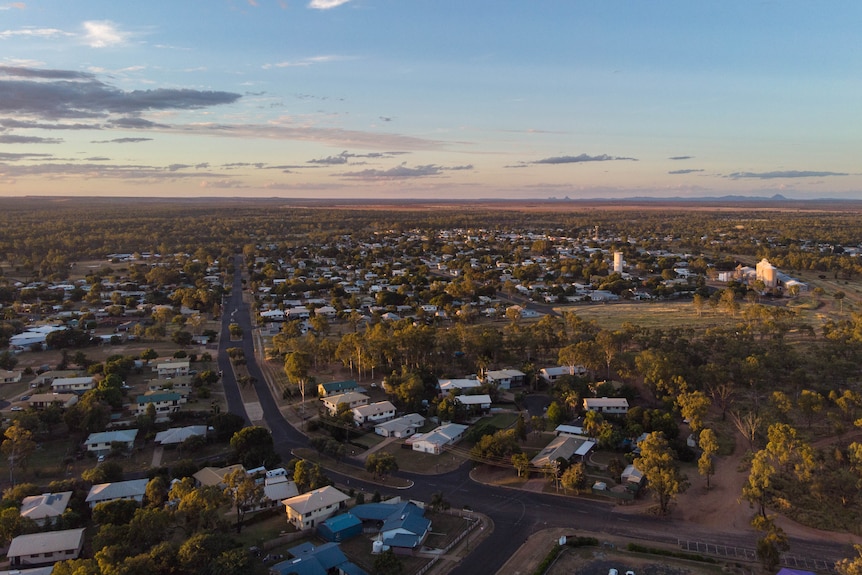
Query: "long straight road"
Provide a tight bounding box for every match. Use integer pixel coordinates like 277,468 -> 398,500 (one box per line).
220,254 -> 855,573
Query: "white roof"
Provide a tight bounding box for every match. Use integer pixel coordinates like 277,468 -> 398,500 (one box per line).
85,429 -> 138,446
86,479 -> 148,504
485,369 -> 525,379
376,413 -> 425,432
154,425 -> 207,445
282,485 -> 349,515
555,424 -> 585,436
454,394 -> 492,405
322,391 -> 369,405
353,401 -> 396,417
584,397 -> 629,407
413,423 -> 468,446
51,376 -> 94,386
438,379 -> 482,392
7,528 -> 85,558
20,491 -> 73,521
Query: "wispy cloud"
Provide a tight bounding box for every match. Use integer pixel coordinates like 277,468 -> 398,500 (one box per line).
0,27 -> 71,40
0,118 -> 99,130
727,170 -> 848,179
200,179 -> 247,189
532,153 -> 637,165
0,134 -> 61,144
307,150 -> 408,165
263,55 -> 352,69
82,20 -> 127,48
0,152 -> 52,161
338,163 -> 472,180
669,155 -> 693,161
668,169 -> 704,175
308,0 -> 351,9
0,66 -> 241,119
0,3 -> 26,10
91,137 -> 153,144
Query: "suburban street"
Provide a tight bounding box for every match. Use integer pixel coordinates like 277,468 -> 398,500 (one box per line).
220,255 -> 855,573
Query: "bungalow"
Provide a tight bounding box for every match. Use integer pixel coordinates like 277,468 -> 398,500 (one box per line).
83,429 -> 138,454
409,423 -> 468,455
154,425 -> 207,446
317,379 -> 358,398
375,413 -> 425,438
154,359 -> 190,378
583,397 -> 629,415
539,366 -> 587,383
7,528 -> 85,567
193,464 -> 246,488
50,376 -> 95,393
261,468 -> 299,509
136,392 -> 185,415
621,464 -> 645,486
453,394 -> 492,413
32,370 -> 82,386
353,401 -> 396,425
437,378 -> 482,395
0,370 -> 23,384
282,485 -> 350,530
531,435 -> 596,468
260,309 -> 286,321
271,541 -> 367,575
20,491 -> 73,526
27,393 -> 78,410
484,369 -> 526,390
321,391 -> 369,416
314,305 -> 338,318
318,513 -> 363,543
86,478 -> 148,509
350,501 -> 431,553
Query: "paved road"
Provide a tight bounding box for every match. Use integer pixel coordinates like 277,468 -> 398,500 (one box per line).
220,255 -> 855,573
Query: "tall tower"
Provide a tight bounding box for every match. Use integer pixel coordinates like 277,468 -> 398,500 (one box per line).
613,251 -> 624,274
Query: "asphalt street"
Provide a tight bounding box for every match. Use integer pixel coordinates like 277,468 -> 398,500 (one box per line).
219,255 -> 855,573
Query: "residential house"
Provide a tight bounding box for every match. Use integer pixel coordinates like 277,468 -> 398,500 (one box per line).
321,392 -> 369,416
27,393 -> 78,410
193,464 -> 246,488
453,394 -> 492,414
282,485 -> 350,530
7,528 -> 86,567
154,425 -> 206,446
375,413 -> 425,438
0,370 -> 23,384
530,435 -> 596,468
350,501 -> 431,553
50,376 -> 95,393
437,378 -> 483,395
261,468 -> 299,509
83,429 -> 138,454
136,392 -> 185,416
270,541 -> 367,575
19,491 -> 73,526
538,366 -> 586,384
31,370 -> 82,386
318,513 -> 363,543
483,369 -> 526,390
352,401 -> 396,425
621,464 -> 645,486
583,397 -> 629,415
86,478 -> 148,509
155,359 -> 190,378
409,423 -> 468,455
317,379 -> 358,398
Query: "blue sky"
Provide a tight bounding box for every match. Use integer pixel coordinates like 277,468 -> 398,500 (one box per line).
1,0 -> 860,199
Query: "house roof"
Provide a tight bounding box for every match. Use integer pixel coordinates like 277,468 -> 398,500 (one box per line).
86,479 -> 148,504
321,512 -> 361,532
20,491 -> 73,521
375,413 -> 425,434
84,429 -> 138,446
531,435 -> 585,467
282,486 -> 349,515
321,391 -> 369,406
353,401 -> 396,417
137,392 -> 182,404
50,376 -> 94,386
154,425 -> 206,445
454,394 -> 492,405
485,369 -> 525,380
7,528 -> 85,558
351,501 -> 411,521
319,380 -> 357,393
271,541 -> 350,575
193,464 -> 245,487
583,397 -> 629,408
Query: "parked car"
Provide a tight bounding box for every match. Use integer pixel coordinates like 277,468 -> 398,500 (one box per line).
11,406 -> 23,412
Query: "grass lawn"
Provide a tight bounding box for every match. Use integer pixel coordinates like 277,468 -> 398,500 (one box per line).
378,442 -> 466,475
478,412 -> 519,430
553,301 -> 740,331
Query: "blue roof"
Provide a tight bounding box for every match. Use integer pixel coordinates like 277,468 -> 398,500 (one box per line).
384,532 -> 423,549
382,510 -> 430,537
340,562 -> 369,575
288,542 -> 347,571
321,380 -> 357,392
351,501 -> 413,521
321,512 -> 362,533
271,557 -> 327,575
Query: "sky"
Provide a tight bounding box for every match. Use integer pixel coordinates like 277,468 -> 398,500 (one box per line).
0,0 -> 861,200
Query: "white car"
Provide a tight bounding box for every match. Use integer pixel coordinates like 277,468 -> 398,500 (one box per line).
10,406 -> 23,412
609,570 -> 618,575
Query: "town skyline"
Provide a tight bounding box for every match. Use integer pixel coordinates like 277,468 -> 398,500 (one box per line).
1,0 -> 860,200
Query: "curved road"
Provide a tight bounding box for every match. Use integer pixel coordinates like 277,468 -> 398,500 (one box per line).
219,255 -> 853,572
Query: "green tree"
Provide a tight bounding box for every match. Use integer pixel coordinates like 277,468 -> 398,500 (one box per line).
284,351 -> 311,413
223,467 -> 265,533
230,426 -> 279,469
293,460 -> 326,493
1,422 -> 36,484
512,452 -> 531,478
742,449 -> 775,518
797,389 -> 824,429
677,390 -> 711,433
837,545 -> 862,575
752,514 -> 789,571
373,548 -> 404,575
0,507 -> 36,546
697,428 -> 718,489
560,462 -> 586,492
634,432 -> 688,515
365,452 -> 398,480
0,350 -> 18,371
92,499 -> 139,526
545,401 -> 565,427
